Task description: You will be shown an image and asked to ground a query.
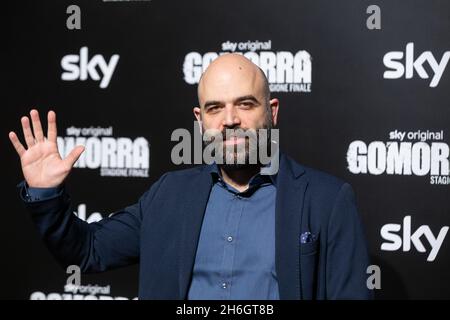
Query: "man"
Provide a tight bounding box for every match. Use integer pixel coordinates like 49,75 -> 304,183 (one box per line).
9,54 -> 372,299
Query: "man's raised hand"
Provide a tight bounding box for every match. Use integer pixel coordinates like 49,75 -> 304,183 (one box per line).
8,109 -> 84,188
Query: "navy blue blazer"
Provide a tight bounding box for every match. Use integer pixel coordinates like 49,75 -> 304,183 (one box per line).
21,152 -> 372,300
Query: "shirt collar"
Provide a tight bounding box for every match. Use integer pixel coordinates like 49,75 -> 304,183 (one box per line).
207,161 -> 277,187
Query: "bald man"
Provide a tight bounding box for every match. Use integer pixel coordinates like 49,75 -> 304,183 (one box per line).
10,54 -> 372,300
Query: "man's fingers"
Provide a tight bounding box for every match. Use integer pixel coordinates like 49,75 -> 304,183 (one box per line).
30,109 -> 44,142
21,116 -> 35,148
8,131 -> 26,157
64,145 -> 85,168
47,110 -> 57,142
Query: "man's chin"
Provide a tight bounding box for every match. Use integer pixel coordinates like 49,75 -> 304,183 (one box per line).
219,162 -> 259,171
216,152 -> 259,170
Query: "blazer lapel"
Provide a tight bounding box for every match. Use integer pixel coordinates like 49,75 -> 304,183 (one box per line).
178,166 -> 213,299
275,153 -> 308,300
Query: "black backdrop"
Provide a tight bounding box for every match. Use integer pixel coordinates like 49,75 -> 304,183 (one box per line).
1,0 -> 449,299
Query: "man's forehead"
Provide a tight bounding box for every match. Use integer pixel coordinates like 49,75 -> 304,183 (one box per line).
199,80 -> 263,106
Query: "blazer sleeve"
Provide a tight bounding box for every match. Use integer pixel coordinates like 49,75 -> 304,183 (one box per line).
325,183 -> 374,299
18,173 -> 167,273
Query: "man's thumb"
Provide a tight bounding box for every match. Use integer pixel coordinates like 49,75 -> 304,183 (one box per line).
65,145 -> 85,168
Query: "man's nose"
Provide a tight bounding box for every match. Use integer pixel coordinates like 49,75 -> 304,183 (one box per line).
222,105 -> 241,128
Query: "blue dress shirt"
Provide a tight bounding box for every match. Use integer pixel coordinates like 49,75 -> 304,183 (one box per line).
187,164 -> 279,300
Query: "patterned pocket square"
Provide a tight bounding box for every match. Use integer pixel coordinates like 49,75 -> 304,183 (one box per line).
300,231 -> 316,244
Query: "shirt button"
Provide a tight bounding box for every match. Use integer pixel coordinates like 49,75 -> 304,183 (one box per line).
221,282 -> 227,289
227,236 -> 233,242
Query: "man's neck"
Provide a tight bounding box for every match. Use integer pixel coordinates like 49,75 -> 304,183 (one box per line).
219,165 -> 261,193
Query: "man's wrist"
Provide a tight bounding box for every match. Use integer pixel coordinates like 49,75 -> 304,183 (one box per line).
24,183 -> 63,202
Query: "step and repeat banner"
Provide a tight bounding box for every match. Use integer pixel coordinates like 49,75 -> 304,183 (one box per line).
1,0 -> 449,299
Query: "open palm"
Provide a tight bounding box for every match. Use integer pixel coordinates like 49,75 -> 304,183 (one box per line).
9,110 -> 84,188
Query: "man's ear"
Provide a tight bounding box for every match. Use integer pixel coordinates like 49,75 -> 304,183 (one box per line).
193,106 -> 202,122
193,106 -> 202,134
269,98 -> 279,127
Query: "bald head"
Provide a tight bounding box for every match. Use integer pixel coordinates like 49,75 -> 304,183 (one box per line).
197,53 -> 270,108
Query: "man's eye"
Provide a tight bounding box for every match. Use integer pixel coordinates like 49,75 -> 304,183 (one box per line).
239,101 -> 254,108
207,106 -> 220,112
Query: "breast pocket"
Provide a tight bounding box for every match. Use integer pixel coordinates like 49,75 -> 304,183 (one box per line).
300,238 -> 319,300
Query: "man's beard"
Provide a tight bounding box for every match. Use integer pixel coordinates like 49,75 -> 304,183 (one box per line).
202,117 -> 274,170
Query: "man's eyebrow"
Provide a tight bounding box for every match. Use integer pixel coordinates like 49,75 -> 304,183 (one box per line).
203,95 -> 260,109
234,95 -> 260,104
